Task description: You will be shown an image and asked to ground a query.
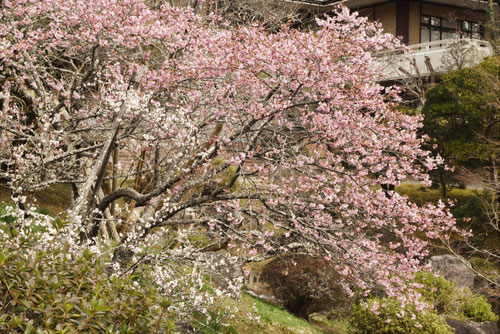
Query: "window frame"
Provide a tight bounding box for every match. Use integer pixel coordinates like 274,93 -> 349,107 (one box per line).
420,15 -> 484,43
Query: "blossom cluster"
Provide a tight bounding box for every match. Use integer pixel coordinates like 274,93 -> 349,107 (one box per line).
0,0 -> 468,314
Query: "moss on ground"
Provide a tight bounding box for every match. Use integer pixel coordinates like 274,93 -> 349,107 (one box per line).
0,184 -> 72,216
395,183 -> 478,206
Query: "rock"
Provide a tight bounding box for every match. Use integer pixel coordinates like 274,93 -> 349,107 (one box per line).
245,289 -> 277,304
487,294 -> 500,319
309,312 -> 330,326
446,318 -> 499,334
113,244 -> 135,265
177,322 -> 203,334
429,255 -> 475,289
480,322 -> 500,334
475,277 -> 489,292
245,268 -> 277,304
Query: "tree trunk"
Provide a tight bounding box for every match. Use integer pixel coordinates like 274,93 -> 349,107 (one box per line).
72,68 -> 144,238
439,168 -> 447,199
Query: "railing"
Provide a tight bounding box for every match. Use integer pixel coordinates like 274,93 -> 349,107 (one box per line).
379,38 -> 494,80
407,38 -> 492,53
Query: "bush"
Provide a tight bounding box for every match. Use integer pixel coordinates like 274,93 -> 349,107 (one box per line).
350,272 -> 498,333
0,201 -> 246,334
413,271 -> 457,314
462,295 -> 498,323
0,202 -> 247,334
350,297 -> 453,334
0,240 -> 176,333
261,255 -> 352,318
413,271 -> 498,323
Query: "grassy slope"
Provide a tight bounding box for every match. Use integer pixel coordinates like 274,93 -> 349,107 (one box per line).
229,293 -> 350,334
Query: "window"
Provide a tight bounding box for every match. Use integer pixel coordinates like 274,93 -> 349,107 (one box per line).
420,15 -> 483,43
461,21 -> 483,39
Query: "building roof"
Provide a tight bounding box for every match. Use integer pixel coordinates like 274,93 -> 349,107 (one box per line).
296,0 -> 497,11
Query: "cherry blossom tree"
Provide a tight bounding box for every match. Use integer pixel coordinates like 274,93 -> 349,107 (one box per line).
0,0 -> 465,309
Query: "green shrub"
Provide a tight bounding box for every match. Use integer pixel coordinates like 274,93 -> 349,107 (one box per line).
350,297 -> 453,334
351,272 -> 498,333
413,271 -> 457,314
413,271 -> 498,323
0,234 -> 176,333
0,203 -> 243,334
462,294 -> 498,322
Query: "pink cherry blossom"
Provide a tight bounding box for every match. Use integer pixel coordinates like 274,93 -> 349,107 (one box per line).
0,0 -> 467,310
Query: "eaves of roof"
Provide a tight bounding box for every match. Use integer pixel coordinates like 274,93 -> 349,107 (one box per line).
292,0 -> 498,11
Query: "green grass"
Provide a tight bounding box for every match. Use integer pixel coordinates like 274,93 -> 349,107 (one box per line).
248,293 -> 319,332
226,292 -> 335,334
396,183 -> 478,206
